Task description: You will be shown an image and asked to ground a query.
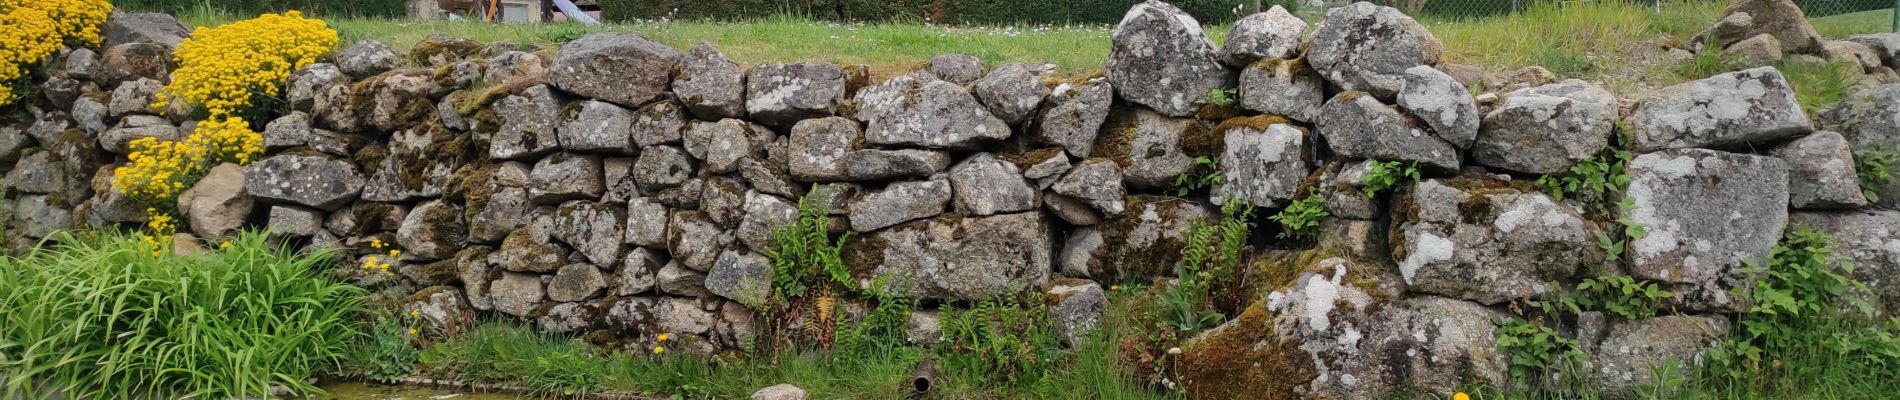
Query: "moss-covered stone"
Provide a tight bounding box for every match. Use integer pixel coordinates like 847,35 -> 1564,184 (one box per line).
1179,300 -> 1317,399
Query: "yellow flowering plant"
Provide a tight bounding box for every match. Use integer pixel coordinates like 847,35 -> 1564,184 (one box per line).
0,0 -> 112,106
154,10 -> 338,119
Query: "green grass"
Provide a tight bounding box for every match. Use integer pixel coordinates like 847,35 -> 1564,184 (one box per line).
409,290 -> 1165,399
0,231 -> 366,399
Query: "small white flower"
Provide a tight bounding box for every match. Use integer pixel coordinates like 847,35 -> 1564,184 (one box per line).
1167,347 -> 1183,355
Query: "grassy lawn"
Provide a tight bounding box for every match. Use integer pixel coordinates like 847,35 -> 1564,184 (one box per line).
167,2 -> 1896,97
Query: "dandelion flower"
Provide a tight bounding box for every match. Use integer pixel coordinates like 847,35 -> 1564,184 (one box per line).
658,333 -> 670,342
1454,392 -> 1470,400
406,327 -> 418,336
653,346 -> 665,354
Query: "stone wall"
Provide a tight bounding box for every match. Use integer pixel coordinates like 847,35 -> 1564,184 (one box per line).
7,1 -> 1900,397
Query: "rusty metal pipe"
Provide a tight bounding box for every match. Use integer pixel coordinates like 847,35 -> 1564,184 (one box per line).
910,358 -> 938,394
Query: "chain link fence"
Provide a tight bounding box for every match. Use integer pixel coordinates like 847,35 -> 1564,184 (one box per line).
1304,0 -> 1896,19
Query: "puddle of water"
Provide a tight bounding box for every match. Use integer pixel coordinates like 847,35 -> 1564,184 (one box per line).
307,382 -> 526,400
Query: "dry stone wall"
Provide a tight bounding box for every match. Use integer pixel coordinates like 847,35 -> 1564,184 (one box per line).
7,1 -> 1900,397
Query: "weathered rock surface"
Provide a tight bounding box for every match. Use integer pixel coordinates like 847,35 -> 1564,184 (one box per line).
1106,0 -> 1227,117
549,33 -> 682,108
1046,279 -> 1107,347
489,85 -> 564,160
547,263 -> 609,302
1790,210 -> 1900,314
337,41 -> 399,79
103,12 -> 190,48
1474,80 -> 1618,174
1307,2 -> 1443,100
1060,196 -> 1212,278
1096,107 -> 1199,189
1051,158 -> 1128,217
178,164 -> 252,239
785,117 -> 861,182
491,271 -> 547,317
396,200 -> 467,261
927,54 -> 984,85
1397,65 -> 1479,149
842,149 -> 950,182
528,153 -> 605,204
559,100 -> 636,153
949,153 -> 1037,216
676,43 -> 747,120
745,63 -> 845,127
971,63 -> 1048,125
847,212 -> 1051,300
1770,131 -> 1870,209
616,247 -> 663,296
1624,149 -> 1788,311
1317,92 -> 1461,172
553,201 -> 625,266
847,178 -> 953,232
854,73 -> 1010,149
706,248 -> 772,307
1589,315 -> 1729,399
1394,179 -> 1601,304
245,153 -> 365,211
1210,122 -> 1307,208
1221,6 -> 1306,67
1691,0 -> 1823,54
1628,67 -> 1812,152
1033,80 -> 1113,158
1238,58 -> 1325,122
1818,84 -> 1899,208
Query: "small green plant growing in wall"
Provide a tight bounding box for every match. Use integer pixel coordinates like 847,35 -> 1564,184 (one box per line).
761,185 -> 857,353
1533,274 -> 1674,319
1538,148 -> 1633,205
1160,201 -> 1253,335
1170,156 -> 1223,196
1205,88 -> 1238,107
1495,316 -> 1589,393
1856,148 -> 1897,203
1269,194 -> 1329,240
1361,160 -> 1421,198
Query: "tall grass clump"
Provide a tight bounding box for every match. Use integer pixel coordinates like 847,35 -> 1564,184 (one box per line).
0,231 -> 366,398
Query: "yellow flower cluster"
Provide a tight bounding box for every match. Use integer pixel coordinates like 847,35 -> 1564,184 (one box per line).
113,117 -> 264,205
0,0 -> 112,106
361,239 -> 400,277
140,211 -> 177,257
154,10 -> 337,119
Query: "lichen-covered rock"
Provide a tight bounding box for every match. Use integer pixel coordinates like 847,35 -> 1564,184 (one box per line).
1221,6 -> 1306,67
1628,67 -> 1812,152
1790,210 -> 1900,314
409,33 -> 482,67
617,247 -> 664,296
676,43 -> 746,120
288,63 -> 345,114
99,115 -> 178,154
359,69 -> 439,133
1769,131 -> 1870,209
842,149 -> 950,182
337,41 -> 399,79
490,85 -> 564,160
1237,58 -> 1325,122
396,200 -> 467,261
559,100 -> 636,153
1095,107 -> 1199,189
624,197 -> 671,249
1059,196 -> 1212,278
1317,92 -> 1461,172
1106,0 -> 1226,117
547,263 -> 609,302
682,119 -> 770,175
1624,149 -> 1789,311
1211,121 -> 1307,208
361,124 -> 468,202
1394,178 -> 1602,304
927,53 -> 984,85
491,271 -> 547,318
707,248 -> 772,307
467,162 -> 532,243
1307,2 -> 1443,101
1589,315 -> 1728,399
553,201 -> 626,266
1847,33 -> 1900,66
847,178 -> 952,232
550,33 -> 682,108
241,153 -> 360,214
631,100 -> 690,147
1033,80 -> 1113,158
738,158 -> 801,199
6,152 -> 68,194
745,62 -> 846,127
1817,84 -> 1899,207
102,12 -> 190,48
537,302 -> 600,333
632,145 -> 695,192
669,211 -> 731,271
854,73 -> 1010,149
699,177 -> 750,228
1691,0 -> 1823,54
265,205 -> 325,241
1473,80 -> 1618,174
178,164 -> 252,240
454,247 -> 495,310
262,112 -> 314,151
971,63 -> 1048,125
786,116 -> 861,182
847,212 -> 1050,300
1824,40 -> 1884,73
1397,65 -> 1479,149
14,195 -> 75,238
107,77 -> 161,118
529,153 -> 604,204
94,43 -> 171,87
949,153 -> 1037,216
736,191 -> 797,253
491,225 -> 569,273
658,262 -> 710,297
1045,279 -> 1107,347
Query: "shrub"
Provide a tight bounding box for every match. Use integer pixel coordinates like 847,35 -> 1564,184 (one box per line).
0,0 -> 113,106
599,0 -> 1282,25
155,10 -> 338,119
115,0 -> 406,18
0,231 -> 366,398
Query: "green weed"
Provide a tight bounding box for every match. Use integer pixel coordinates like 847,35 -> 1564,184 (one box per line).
1534,275 -> 1674,320
1362,160 -> 1421,198
1857,147 -> 1898,203
1269,194 -> 1329,240
1170,156 -> 1223,197
1493,316 -> 1590,397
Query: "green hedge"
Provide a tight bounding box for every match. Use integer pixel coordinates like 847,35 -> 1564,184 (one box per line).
114,0 -> 407,18
603,0 -> 1299,25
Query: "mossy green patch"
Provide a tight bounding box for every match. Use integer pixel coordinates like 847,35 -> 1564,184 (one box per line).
1179,300 -> 1317,399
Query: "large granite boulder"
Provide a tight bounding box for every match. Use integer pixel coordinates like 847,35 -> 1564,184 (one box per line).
1628,67 -> 1812,152
1237,58 -> 1325,122
1306,2 -> 1443,100
1473,80 -> 1619,174
676,42 -> 746,120
1210,120 -> 1307,208
1690,0 -> 1823,54
845,212 -> 1051,300
1623,149 -> 1789,311
1106,0 -> 1227,117
549,33 -> 682,108
1396,65 -> 1479,149
245,152 -> 365,211
1394,178 -> 1602,304
178,164 -> 252,240
1221,6 -> 1306,67
1769,131 -> 1870,209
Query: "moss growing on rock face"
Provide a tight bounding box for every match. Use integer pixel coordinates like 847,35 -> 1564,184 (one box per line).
1092,103 -> 1143,168
1179,300 -> 1318,399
